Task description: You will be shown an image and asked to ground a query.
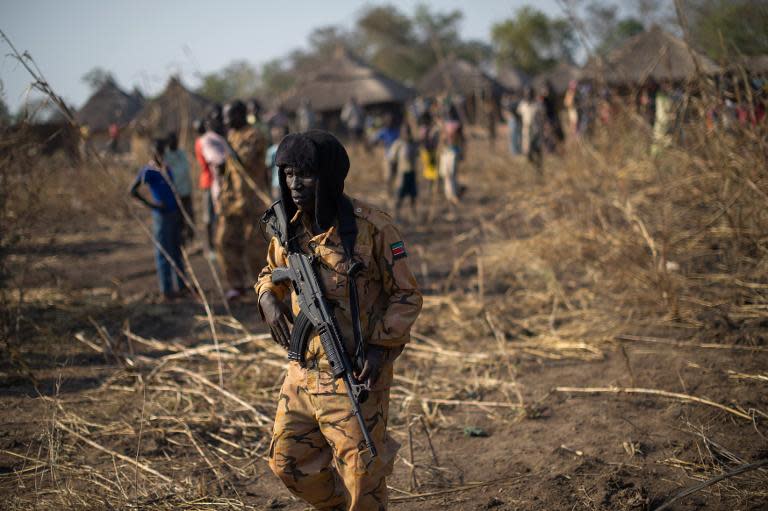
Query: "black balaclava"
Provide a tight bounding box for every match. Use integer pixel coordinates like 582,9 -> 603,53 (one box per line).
275,130 -> 350,231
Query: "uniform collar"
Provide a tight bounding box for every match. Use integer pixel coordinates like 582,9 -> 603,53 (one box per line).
290,209 -> 338,246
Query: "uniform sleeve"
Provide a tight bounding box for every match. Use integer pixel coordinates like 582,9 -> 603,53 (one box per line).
254,236 -> 290,303
368,222 -> 423,348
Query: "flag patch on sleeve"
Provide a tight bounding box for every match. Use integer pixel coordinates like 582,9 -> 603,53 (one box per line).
390,241 -> 407,260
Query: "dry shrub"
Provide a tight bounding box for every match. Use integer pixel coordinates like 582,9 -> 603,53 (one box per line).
480,82 -> 767,344
1,123 -> 135,379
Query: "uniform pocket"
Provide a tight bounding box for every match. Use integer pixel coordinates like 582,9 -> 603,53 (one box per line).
315,245 -> 349,300
315,245 -> 373,301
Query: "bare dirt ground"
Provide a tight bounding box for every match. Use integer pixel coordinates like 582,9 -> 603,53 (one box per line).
1,139 -> 767,510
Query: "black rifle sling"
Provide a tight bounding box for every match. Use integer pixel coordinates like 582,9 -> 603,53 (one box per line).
338,197 -> 366,372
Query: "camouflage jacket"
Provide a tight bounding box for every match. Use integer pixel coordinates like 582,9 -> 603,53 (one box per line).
219,125 -> 267,216
255,198 -> 423,392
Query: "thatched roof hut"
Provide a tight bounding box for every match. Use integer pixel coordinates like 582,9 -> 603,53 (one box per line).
130,76 -> 211,139
731,55 -> 768,75
281,47 -> 414,114
129,76 -> 211,156
495,65 -> 530,93
75,78 -> 144,133
418,57 -> 504,98
586,26 -> 720,85
533,62 -> 581,95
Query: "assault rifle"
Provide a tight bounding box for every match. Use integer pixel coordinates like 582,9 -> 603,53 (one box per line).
263,201 -> 377,457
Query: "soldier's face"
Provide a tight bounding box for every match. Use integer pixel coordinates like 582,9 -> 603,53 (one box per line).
284,166 -> 316,212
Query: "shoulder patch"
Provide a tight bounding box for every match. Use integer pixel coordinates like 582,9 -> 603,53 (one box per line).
390,241 -> 407,260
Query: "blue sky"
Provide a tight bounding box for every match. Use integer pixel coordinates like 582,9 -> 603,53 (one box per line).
0,0 -> 564,113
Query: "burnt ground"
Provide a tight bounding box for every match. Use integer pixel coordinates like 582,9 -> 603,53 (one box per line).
1,142 -> 767,510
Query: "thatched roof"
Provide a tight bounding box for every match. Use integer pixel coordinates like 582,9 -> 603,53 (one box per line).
731,55 -> 768,74
418,57 -> 503,97
130,76 -> 211,137
281,47 -> 415,112
495,65 -> 530,92
75,78 -> 144,132
533,62 -> 581,95
586,26 -> 720,85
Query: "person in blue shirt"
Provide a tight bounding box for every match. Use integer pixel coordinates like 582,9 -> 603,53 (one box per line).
130,138 -> 187,301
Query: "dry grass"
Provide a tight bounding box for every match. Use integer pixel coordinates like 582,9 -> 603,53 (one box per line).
1,59 -> 767,508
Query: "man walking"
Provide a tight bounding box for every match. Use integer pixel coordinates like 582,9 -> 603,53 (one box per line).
256,130 -> 422,510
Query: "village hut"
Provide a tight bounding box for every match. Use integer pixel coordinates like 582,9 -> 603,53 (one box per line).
129,76 -> 211,158
533,62 -> 582,96
281,47 -> 415,132
75,78 -> 144,152
730,55 -> 768,76
418,57 -> 504,123
495,65 -> 530,93
585,26 -> 720,86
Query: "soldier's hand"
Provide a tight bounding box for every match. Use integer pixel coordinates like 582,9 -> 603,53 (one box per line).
355,345 -> 390,387
259,292 -> 292,349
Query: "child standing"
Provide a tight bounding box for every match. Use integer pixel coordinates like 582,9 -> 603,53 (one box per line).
130,139 -> 187,301
388,123 -> 419,222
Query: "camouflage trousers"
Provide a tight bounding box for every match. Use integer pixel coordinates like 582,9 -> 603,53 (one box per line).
215,212 -> 265,290
269,367 -> 399,510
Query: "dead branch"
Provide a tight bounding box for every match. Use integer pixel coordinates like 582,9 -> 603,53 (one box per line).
390,472 -> 536,502
616,334 -> 768,352
166,367 -> 272,425
554,386 -> 754,421
654,458 -> 768,511
55,422 -> 173,485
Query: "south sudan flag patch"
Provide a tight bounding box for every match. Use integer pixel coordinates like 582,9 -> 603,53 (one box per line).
390,241 -> 407,260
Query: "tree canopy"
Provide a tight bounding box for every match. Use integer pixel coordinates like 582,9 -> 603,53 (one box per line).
190,0 -> 768,103
491,7 -> 577,75
234,3 -> 493,99
585,1 -> 645,56
81,67 -> 115,91
684,0 -> 768,61
197,60 -> 260,103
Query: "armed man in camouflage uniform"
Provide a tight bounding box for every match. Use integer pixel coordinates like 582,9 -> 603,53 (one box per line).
216,100 -> 269,300
256,130 -> 422,510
